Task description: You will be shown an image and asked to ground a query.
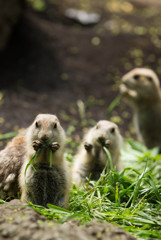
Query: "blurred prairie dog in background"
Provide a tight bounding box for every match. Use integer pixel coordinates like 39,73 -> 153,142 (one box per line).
72,120 -> 122,186
0,133 -> 26,200
120,68 -> 161,149
19,114 -> 70,208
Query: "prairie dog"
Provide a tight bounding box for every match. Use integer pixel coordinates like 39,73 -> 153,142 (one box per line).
120,68 -> 161,149
0,134 -> 26,199
19,114 -> 70,208
72,120 -> 122,186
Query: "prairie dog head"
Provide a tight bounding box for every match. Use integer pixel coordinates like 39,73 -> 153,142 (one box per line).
27,114 -> 66,148
85,120 -> 122,150
120,68 -> 160,101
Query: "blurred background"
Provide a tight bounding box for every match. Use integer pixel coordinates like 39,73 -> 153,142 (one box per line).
0,0 -> 161,149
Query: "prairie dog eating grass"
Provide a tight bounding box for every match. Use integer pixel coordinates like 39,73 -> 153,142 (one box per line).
19,114 -> 70,208
72,120 -> 122,186
120,68 -> 161,149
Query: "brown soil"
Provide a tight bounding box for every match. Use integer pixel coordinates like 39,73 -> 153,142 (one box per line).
0,200 -> 136,240
0,0 -> 161,239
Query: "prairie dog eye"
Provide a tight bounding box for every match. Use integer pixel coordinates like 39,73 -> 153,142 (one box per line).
54,123 -> 57,129
147,76 -> 153,82
35,121 -> 40,128
134,75 -> 140,80
110,127 -> 115,134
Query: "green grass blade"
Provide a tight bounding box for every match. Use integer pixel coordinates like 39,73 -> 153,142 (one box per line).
103,146 -> 114,170
47,204 -> 71,214
148,175 -> 161,202
106,95 -> 122,117
25,149 -> 40,176
0,131 -> 17,140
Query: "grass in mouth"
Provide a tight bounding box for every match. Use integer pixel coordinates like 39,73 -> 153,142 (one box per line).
30,139 -> 161,239
25,141 -> 53,176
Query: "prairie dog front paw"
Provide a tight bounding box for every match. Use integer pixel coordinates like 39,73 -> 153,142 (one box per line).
33,140 -> 42,151
50,142 -> 60,152
84,142 -> 93,151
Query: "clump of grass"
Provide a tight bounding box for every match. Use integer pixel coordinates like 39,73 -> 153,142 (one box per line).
0,199 -> 6,204
31,139 -> 161,239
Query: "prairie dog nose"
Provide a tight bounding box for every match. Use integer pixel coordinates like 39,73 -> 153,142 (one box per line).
41,135 -> 48,142
98,137 -> 105,145
98,137 -> 111,148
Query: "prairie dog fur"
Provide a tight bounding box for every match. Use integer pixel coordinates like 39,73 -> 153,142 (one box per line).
72,120 -> 122,186
0,134 -> 26,199
120,68 -> 161,149
19,114 -> 70,208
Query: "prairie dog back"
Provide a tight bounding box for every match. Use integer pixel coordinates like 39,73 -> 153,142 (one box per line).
72,120 -> 122,186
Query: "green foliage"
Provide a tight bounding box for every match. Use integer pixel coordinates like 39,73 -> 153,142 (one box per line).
31,139 -> 161,239
25,149 -> 40,176
0,199 -> 6,204
27,0 -> 46,11
0,131 -> 17,140
106,95 -> 122,118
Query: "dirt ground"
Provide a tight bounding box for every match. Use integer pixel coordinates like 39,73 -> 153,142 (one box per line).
0,0 -> 161,239
0,200 -> 136,240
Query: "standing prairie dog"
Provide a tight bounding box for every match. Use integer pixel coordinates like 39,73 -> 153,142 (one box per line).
72,120 -> 122,186
19,114 -> 70,208
120,68 -> 161,149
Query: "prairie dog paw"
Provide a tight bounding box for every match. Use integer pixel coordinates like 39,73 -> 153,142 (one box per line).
33,140 -> 42,151
104,140 -> 111,148
84,142 -> 93,151
51,142 -> 60,152
120,84 -> 128,94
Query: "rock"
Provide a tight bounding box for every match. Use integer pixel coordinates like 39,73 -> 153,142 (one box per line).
65,8 -> 100,25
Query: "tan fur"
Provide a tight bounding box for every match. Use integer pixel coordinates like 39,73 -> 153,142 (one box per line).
72,120 -> 122,186
120,68 -> 161,148
19,114 -> 70,208
0,133 -> 27,199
